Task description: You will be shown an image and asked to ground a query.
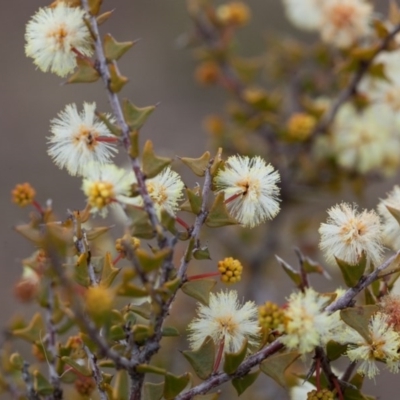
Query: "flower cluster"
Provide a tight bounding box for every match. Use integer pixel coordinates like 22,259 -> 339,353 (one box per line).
282,0 -> 372,48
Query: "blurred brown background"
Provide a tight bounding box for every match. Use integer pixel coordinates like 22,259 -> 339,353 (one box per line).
1,0 -> 398,399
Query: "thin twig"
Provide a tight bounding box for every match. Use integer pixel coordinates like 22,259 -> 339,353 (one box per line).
81,0 -> 166,244
178,162 -> 213,279
83,345 -> 108,400
45,283 -> 63,400
22,361 -> 40,400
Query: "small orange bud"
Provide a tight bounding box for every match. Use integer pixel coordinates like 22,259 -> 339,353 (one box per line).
13,267 -> 40,303
242,87 -> 267,105
32,344 -> 46,362
203,115 -> 225,136
11,183 -> 36,207
74,375 -> 96,396
194,61 -> 220,85
216,2 -> 251,27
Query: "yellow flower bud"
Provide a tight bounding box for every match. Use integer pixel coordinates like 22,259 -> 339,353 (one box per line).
85,286 -> 114,321
286,113 -> 316,141
115,234 -> 140,258
218,257 -> 243,284
194,61 -> 220,85
11,182 -> 36,207
216,2 -> 251,27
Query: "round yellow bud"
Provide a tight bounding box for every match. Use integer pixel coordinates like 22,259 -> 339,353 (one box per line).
11,182 -> 36,207
115,235 -> 140,258
216,2 -> 251,27
218,257 -> 243,284
85,286 -> 113,322
194,61 -> 220,85
286,113 -> 316,141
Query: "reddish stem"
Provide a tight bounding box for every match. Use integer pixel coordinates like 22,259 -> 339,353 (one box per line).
315,357 -> 321,391
112,254 -> 123,265
32,200 -> 44,215
224,191 -> 243,204
97,136 -> 119,143
333,377 -> 344,400
188,272 -> 220,281
176,216 -> 190,230
213,337 -> 225,373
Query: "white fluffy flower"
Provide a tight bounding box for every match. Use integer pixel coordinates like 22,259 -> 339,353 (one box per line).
359,50 -> 400,116
378,186 -> 400,250
279,288 -> 332,354
25,3 -> 93,77
282,0 -> 323,31
188,290 -> 260,354
340,312 -> 400,379
214,155 -> 281,228
144,167 -> 184,217
320,0 -> 372,48
319,203 -> 383,267
48,103 -> 118,176
82,164 -> 136,217
332,103 -> 400,175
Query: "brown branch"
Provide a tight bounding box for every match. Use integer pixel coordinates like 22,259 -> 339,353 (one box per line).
81,0 -> 166,245
175,341 -> 284,400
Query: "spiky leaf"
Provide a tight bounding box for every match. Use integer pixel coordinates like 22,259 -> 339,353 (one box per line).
142,140 -> 172,179
223,339 -> 247,374
67,57 -> 99,83
340,305 -> 378,342
122,99 -> 155,131
206,193 -> 237,228
164,372 -> 191,399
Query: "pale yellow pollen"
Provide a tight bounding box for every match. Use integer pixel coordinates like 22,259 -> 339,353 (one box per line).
340,218 -> 366,244
216,316 -> 238,336
88,181 -> 115,209
146,182 -> 168,205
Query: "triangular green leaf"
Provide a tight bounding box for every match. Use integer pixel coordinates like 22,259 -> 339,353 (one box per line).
162,326 -> 180,337
326,340 -> 348,361
142,140 -> 172,179
179,152 -> 211,177
340,305 -> 378,342
335,252 -> 367,287
109,63 -> 128,93
181,279 -> 217,305
206,193 -> 237,228
104,33 -> 135,61
260,351 -> 300,387
223,338 -> 247,374
12,313 -> 45,343
182,336 -> 215,380
112,370 -> 130,400
143,382 -> 164,400
61,356 -> 92,377
122,99 -> 155,131
164,372 -> 191,400
33,370 -> 53,396
101,252 -> 121,288
67,57 -> 99,83
232,371 -> 259,396
126,205 -> 155,239
193,247 -> 211,260
275,255 -> 302,287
